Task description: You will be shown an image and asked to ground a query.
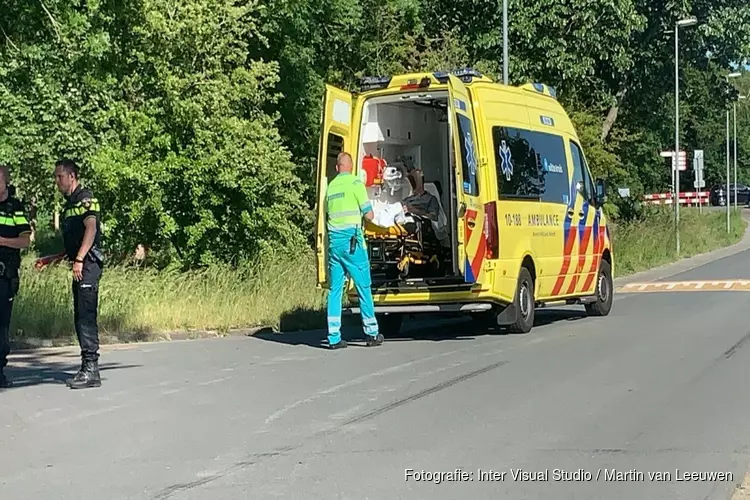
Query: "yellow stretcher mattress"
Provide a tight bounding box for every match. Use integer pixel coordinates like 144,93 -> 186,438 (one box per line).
363,219 -> 411,237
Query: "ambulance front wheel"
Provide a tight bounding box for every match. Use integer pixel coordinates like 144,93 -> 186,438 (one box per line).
585,259 -> 613,317
377,313 -> 403,336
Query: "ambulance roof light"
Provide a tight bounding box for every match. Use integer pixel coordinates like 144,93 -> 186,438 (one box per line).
432,68 -> 484,84
360,75 -> 392,92
525,82 -> 558,100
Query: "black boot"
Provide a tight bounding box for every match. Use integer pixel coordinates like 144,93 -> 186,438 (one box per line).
65,360 -> 85,387
67,359 -> 101,389
366,333 -> 384,347
329,339 -> 348,350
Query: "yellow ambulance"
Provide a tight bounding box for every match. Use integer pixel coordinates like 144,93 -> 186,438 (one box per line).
315,68 -> 614,335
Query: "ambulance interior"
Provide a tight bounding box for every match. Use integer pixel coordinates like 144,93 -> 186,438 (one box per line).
357,91 -> 459,283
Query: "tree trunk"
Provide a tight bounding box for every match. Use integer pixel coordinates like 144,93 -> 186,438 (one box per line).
601,87 -> 628,142
28,199 -> 38,243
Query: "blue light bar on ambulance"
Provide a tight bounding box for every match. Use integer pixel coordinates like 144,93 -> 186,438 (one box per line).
432,68 -> 484,84
524,82 -> 558,99
360,75 -> 392,92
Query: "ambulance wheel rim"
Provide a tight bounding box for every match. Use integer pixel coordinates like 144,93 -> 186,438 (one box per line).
519,280 -> 531,319
597,273 -> 609,303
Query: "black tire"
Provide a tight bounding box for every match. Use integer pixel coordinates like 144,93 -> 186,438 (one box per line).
585,259 -> 613,317
377,313 -> 403,336
508,267 -> 535,334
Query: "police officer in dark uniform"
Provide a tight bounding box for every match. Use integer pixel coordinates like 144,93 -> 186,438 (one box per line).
53,159 -> 104,390
0,165 -> 31,388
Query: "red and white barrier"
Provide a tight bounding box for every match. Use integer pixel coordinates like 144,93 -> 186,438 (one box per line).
642,191 -> 710,206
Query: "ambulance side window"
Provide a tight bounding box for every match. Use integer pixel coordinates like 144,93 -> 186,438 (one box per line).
456,113 -> 480,196
493,126 -> 569,204
325,133 -> 345,183
569,141 -> 595,203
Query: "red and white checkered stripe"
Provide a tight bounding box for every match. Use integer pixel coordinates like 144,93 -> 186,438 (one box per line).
642,191 -> 710,205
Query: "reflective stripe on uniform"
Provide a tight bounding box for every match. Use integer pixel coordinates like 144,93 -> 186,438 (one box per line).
64,198 -> 100,219
0,216 -> 15,226
329,210 -> 361,219
13,211 -> 29,226
328,224 -> 360,233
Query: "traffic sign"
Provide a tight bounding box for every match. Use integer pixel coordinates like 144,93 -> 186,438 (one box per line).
693,149 -> 705,188
674,151 -> 687,171
661,150 -> 687,171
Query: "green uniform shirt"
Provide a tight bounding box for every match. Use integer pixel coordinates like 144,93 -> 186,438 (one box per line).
325,172 -> 372,236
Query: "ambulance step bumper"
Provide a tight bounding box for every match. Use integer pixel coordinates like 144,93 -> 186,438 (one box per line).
344,303 -> 493,315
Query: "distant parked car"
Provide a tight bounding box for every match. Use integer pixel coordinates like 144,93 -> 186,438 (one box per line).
709,184 -> 750,206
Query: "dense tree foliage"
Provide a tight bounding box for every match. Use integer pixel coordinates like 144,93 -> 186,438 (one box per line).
0,0 -> 748,266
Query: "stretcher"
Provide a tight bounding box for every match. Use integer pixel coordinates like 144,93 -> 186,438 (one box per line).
364,216 -> 448,279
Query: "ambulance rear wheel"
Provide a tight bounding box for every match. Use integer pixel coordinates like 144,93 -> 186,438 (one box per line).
377,313 -> 403,336
509,267 -> 535,334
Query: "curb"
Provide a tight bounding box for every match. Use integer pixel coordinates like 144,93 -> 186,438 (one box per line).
10,326 -> 272,352
613,211 -> 750,288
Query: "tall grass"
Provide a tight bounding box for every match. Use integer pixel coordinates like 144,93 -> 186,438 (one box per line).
9,207 -> 745,343
11,249 -> 326,344
611,207 -> 745,277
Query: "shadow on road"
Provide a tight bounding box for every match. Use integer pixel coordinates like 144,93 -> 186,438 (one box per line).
533,308 -> 589,327
3,350 -> 142,389
253,307 -> 589,349
278,307 -> 326,333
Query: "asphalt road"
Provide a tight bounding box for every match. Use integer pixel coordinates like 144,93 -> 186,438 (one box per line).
3,250 -> 750,500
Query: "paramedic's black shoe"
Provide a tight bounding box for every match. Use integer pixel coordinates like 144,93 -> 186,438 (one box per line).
329,340 -> 348,350
67,360 -> 101,389
366,334 -> 384,347
0,371 -> 12,388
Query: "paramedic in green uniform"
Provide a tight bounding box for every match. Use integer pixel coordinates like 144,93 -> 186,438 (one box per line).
325,152 -> 383,349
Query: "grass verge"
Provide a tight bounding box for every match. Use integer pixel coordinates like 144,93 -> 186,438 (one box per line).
610,207 -> 745,277
11,249 -> 327,345
10,207 -> 745,344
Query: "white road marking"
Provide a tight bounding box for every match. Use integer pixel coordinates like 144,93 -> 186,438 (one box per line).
618,279 -> 750,293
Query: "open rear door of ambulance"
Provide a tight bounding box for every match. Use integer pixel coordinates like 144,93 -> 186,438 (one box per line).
447,75 -> 487,285
315,85 -> 355,288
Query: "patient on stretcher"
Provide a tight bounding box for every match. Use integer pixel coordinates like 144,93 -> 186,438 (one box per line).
366,165 -> 449,247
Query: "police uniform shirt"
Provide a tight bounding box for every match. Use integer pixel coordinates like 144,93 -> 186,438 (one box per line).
62,185 -> 101,263
0,194 -> 31,276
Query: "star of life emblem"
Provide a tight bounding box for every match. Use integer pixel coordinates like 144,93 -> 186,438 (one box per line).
499,140 -> 513,181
